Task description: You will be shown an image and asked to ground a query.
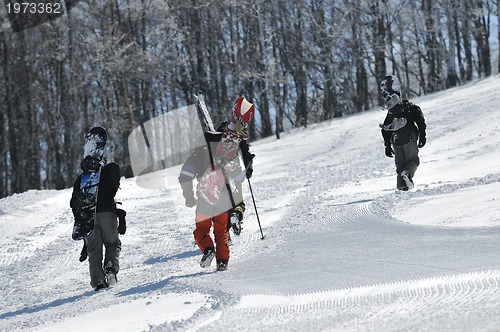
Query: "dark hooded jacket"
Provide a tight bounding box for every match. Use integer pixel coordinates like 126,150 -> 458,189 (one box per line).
70,162 -> 120,213
381,100 -> 426,147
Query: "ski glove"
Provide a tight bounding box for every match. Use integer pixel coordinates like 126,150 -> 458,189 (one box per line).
385,146 -> 394,158
185,196 -> 196,208
244,154 -> 255,179
418,134 -> 426,148
246,165 -> 253,179
79,242 -> 88,262
116,208 -> 127,235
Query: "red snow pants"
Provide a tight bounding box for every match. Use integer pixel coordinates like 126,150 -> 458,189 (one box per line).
194,212 -> 230,262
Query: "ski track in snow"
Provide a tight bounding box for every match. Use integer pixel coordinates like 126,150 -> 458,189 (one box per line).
1,76 -> 500,331
224,270 -> 500,332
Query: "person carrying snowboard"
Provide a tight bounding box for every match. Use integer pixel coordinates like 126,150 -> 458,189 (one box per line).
380,75 -> 427,191
70,127 -> 123,291
178,97 -> 255,271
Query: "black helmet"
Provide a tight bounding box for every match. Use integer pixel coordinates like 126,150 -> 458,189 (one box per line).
80,155 -> 101,172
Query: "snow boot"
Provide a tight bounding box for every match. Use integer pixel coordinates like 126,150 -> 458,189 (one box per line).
200,247 -> 215,268
105,267 -> 118,286
217,260 -> 228,271
94,279 -> 109,291
401,170 -> 414,190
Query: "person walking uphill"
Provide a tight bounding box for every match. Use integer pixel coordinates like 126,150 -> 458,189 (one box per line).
179,97 -> 255,271
380,75 -> 427,191
70,127 -> 123,291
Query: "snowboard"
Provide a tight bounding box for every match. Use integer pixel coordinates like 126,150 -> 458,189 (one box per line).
198,97 -> 254,205
71,127 -> 108,240
379,117 -> 408,132
83,126 -> 108,159
380,75 -> 402,110
72,171 -> 101,240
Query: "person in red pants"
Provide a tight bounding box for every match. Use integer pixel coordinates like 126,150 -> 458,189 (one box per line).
179,97 -> 254,271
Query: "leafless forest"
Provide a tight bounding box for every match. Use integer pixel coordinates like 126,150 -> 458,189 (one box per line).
0,0 -> 497,198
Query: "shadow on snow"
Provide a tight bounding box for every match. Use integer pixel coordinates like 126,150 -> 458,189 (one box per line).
0,291 -> 95,320
117,270 -> 211,297
144,249 -> 200,265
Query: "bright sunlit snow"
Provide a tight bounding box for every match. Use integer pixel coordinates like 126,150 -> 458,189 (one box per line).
1,76 -> 500,331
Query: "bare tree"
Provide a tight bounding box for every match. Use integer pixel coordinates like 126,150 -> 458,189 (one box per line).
370,0 -> 387,106
0,0 -> 498,198
471,0 -> 492,77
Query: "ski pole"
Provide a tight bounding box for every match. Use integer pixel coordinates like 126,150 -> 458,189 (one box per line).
247,178 -> 264,240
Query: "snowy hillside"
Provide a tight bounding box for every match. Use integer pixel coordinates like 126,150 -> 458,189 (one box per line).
1,76 -> 500,331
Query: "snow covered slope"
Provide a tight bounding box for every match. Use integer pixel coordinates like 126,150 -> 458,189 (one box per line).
1,76 -> 499,331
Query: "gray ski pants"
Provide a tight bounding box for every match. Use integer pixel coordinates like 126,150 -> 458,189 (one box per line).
393,134 -> 420,189
86,211 -> 121,288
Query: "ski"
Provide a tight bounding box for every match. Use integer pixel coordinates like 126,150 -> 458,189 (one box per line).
194,92 -> 215,132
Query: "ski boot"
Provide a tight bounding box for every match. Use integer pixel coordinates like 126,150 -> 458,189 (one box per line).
200,247 -> 215,268
217,260 -> 228,271
104,262 -> 118,286
93,279 -> 109,291
230,212 -> 242,235
401,170 -> 414,190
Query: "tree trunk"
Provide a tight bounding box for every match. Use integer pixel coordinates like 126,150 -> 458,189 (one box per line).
371,0 -> 387,105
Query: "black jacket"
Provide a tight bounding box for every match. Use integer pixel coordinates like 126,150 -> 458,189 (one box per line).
381,100 -> 426,147
70,162 -> 120,213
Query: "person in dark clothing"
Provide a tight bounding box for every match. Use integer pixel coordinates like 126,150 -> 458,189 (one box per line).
380,75 -> 427,190
70,133 -> 122,291
179,97 -> 255,271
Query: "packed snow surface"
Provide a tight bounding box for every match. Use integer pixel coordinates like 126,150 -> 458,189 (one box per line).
1,77 -> 500,331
